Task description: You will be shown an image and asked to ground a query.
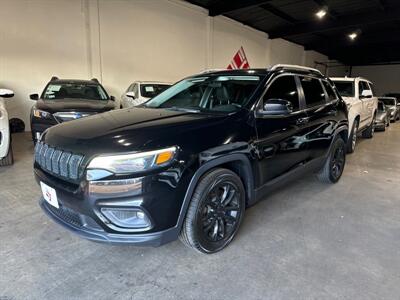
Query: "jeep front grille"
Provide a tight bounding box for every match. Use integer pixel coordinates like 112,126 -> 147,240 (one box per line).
34,142 -> 84,182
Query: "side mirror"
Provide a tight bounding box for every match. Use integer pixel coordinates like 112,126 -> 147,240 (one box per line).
126,91 -> 136,99
110,95 -> 115,101
0,89 -> 14,98
30,94 -> 39,100
361,90 -> 372,98
258,99 -> 293,116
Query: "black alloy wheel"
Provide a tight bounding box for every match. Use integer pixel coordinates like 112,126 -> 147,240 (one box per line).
179,168 -> 245,253
317,137 -> 346,184
330,144 -> 345,181
200,181 -> 240,243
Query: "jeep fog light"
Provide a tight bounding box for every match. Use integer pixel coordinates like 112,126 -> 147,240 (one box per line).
101,208 -> 151,229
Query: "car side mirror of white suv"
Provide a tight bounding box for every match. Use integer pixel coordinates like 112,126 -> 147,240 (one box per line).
0,89 -> 14,98
126,91 -> 136,99
361,90 -> 372,98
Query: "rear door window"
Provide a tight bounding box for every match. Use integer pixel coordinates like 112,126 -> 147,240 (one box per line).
300,77 -> 326,108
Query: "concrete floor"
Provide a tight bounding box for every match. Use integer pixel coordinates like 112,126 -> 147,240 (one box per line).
1,125 -> 400,300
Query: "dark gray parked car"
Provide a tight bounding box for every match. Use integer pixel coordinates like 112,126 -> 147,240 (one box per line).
375,100 -> 390,131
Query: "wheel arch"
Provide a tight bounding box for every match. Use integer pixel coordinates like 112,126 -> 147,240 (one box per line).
176,153 -> 255,230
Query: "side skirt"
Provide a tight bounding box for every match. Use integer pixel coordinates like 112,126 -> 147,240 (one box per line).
251,157 -> 325,205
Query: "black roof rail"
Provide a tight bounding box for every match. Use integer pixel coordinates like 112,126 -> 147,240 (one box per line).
50,76 -> 59,81
91,78 -> 99,83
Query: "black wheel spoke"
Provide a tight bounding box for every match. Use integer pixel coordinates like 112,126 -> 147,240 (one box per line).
203,218 -> 215,232
211,220 -> 219,241
198,179 -> 243,243
219,218 -> 225,238
222,190 -> 235,207
220,185 -> 230,203
224,215 -> 236,225
223,205 -> 239,212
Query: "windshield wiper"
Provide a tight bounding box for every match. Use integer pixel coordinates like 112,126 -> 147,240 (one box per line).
165,106 -> 201,113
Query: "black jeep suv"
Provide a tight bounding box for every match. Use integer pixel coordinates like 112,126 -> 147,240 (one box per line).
34,65 -> 348,253
30,77 -> 115,143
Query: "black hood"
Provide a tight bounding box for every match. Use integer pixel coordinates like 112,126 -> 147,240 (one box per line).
36,98 -> 115,113
42,107 -> 252,161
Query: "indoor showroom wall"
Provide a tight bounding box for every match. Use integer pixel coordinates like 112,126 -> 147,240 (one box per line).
0,0 -> 332,131
351,65 -> 400,95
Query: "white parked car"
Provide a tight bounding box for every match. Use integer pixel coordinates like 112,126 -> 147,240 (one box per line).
121,81 -> 171,108
331,77 -> 378,153
0,89 -> 15,166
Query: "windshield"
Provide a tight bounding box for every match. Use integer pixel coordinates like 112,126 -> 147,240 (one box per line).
140,84 -> 171,98
379,98 -> 396,106
144,75 -> 261,113
384,93 -> 400,100
333,81 -> 354,97
43,83 -> 108,100
378,102 -> 385,111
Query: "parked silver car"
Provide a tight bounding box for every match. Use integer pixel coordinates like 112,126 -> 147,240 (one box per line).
375,100 -> 390,131
380,96 -> 400,122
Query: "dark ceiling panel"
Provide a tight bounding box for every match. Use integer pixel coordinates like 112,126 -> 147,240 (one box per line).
185,0 -> 400,65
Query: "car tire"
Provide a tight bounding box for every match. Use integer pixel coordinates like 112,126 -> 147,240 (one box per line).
0,143 -> 14,166
362,116 -> 375,138
347,120 -> 358,153
179,168 -> 245,254
317,137 -> 346,184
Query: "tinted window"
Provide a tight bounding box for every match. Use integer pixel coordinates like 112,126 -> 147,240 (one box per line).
300,77 -> 326,107
322,81 -> 337,101
384,93 -> 400,101
263,76 -> 299,111
378,101 -> 385,111
359,81 -> 371,96
333,81 -> 354,97
43,83 -> 108,100
379,98 -> 396,106
369,83 -> 376,96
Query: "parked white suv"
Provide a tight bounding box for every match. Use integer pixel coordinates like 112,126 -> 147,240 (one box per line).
331,77 -> 378,153
121,81 -> 171,108
0,89 -> 14,166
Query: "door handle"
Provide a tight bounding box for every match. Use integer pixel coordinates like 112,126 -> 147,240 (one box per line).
296,117 -> 310,125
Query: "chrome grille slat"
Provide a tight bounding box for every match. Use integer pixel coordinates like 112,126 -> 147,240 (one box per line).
34,143 -> 84,182
60,152 -> 72,177
51,150 -> 62,175
45,148 -> 54,170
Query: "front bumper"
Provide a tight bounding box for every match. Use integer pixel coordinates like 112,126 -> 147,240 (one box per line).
39,198 -> 179,245
374,119 -> 386,130
34,164 -> 189,246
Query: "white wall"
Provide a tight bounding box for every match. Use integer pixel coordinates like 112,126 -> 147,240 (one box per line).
0,0 -> 330,130
0,0 -> 89,130
351,65 -> 400,95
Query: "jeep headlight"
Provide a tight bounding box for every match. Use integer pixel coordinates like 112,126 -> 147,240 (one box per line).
87,146 -> 177,174
33,109 -> 51,118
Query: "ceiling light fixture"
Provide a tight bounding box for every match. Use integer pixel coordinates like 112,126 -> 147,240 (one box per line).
348,32 -> 358,40
315,9 -> 327,19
